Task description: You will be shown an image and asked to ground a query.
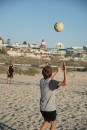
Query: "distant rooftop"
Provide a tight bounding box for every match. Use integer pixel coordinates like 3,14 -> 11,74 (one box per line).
0,37 -> 3,40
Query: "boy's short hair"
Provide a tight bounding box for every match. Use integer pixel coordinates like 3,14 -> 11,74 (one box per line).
42,65 -> 52,79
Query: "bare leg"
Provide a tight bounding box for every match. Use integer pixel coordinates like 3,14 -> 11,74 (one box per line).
50,121 -> 56,130
7,77 -> 9,84
9,78 -> 12,84
40,121 -> 49,130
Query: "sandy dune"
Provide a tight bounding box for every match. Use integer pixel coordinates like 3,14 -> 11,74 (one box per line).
0,71 -> 87,130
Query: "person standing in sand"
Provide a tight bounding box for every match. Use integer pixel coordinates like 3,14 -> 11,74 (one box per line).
7,61 -> 14,84
40,62 -> 67,130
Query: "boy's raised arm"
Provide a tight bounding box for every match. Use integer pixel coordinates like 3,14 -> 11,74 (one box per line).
58,62 -> 67,86
51,67 -> 62,80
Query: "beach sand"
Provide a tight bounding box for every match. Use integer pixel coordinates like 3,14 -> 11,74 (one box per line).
0,71 -> 87,130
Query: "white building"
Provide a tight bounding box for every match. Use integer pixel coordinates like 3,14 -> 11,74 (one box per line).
55,43 -> 65,55
30,44 -> 38,48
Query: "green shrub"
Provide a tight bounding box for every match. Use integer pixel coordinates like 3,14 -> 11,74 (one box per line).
14,66 -> 40,76
0,47 -> 7,55
0,65 -> 7,74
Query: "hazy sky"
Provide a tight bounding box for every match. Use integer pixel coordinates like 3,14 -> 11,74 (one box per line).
0,0 -> 87,48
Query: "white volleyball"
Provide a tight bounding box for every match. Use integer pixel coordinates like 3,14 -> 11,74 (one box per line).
54,22 -> 64,32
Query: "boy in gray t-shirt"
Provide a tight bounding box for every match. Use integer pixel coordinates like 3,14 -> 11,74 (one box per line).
40,62 -> 67,130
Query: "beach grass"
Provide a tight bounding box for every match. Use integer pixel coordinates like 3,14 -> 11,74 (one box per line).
0,55 -> 87,75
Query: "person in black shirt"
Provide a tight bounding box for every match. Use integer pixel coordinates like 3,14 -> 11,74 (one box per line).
7,63 -> 14,84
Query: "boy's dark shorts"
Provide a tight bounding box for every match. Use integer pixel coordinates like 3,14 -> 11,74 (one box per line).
41,110 -> 56,122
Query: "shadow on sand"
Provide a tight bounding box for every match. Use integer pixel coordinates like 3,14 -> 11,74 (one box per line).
0,123 -> 16,130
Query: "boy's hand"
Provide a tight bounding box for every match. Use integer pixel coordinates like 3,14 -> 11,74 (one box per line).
57,67 -> 62,73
